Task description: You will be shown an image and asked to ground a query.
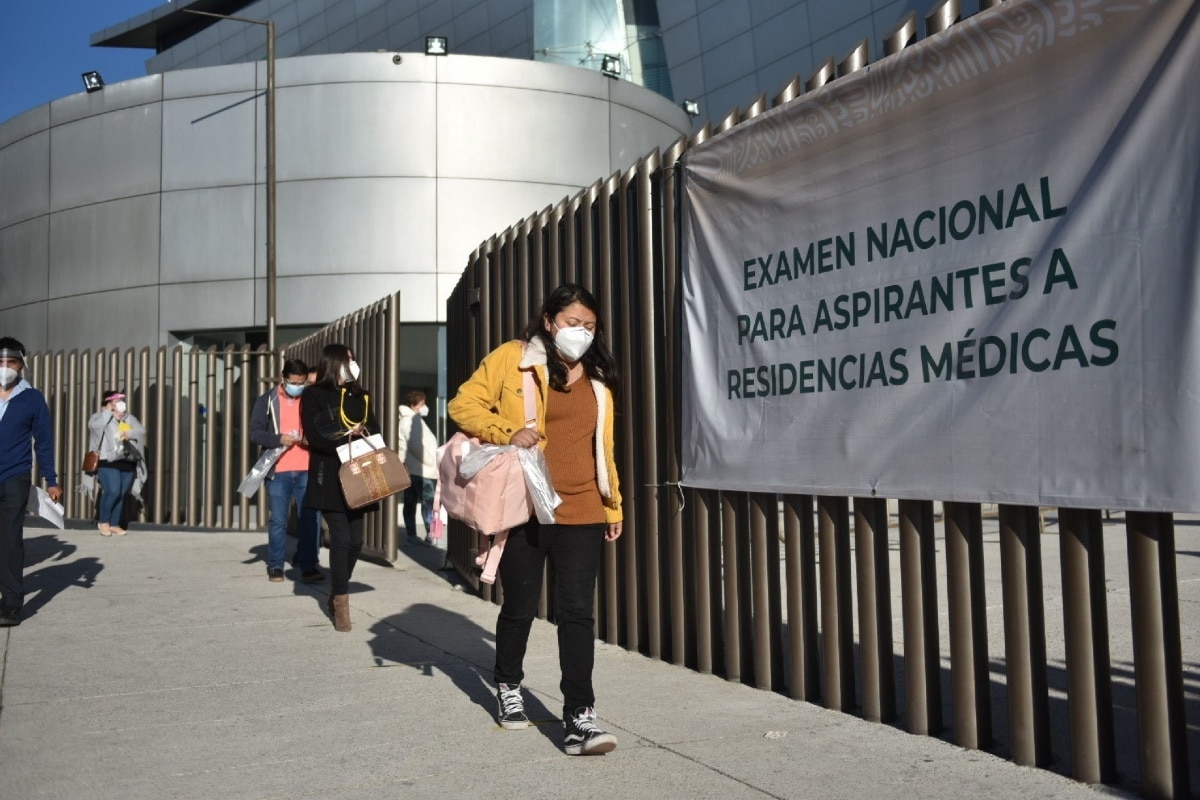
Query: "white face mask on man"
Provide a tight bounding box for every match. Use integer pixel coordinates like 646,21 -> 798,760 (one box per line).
418,404 -> 430,418
552,323 -> 595,362
0,367 -> 19,387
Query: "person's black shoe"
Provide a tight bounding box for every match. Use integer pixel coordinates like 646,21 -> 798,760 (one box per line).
496,683 -> 530,729
563,707 -> 617,755
0,608 -> 21,627
300,567 -> 325,583
267,568 -> 285,582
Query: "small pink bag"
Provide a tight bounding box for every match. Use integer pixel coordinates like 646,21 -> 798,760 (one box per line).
436,368 -> 538,583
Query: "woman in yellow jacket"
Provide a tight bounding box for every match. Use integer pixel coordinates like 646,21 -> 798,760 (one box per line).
448,283 -> 623,756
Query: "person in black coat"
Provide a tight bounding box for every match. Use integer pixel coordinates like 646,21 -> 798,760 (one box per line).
300,343 -> 380,632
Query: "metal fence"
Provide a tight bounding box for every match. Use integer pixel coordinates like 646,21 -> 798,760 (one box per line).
442,4 -> 1192,797
29,291 -> 403,564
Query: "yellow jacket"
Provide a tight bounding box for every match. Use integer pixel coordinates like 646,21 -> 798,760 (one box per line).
447,337 -> 622,523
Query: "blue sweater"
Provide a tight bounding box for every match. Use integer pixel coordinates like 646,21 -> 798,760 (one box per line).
0,383 -> 58,487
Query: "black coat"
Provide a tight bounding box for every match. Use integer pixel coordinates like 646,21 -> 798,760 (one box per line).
300,384 -> 381,512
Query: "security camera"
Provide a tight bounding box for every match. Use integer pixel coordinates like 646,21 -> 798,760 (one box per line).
392,54 -> 403,65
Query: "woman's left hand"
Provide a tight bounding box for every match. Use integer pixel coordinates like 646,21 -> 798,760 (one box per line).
605,521 -> 623,541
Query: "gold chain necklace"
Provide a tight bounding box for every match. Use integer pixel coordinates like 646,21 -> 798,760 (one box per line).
338,388 -> 369,431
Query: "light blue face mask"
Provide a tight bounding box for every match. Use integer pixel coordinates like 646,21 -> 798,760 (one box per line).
284,383 -> 305,398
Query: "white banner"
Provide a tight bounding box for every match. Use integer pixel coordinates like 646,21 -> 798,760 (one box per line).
680,0 -> 1200,510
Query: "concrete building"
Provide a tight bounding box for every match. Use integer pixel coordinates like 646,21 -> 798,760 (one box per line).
0,0 -> 988,391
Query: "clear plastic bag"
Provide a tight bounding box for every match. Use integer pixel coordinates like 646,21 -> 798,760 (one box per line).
238,446 -> 287,498
516,446 -> 561,524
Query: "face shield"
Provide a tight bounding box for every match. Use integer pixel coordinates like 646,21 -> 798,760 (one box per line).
0,347 -> 24,387
0,347 -> 25,365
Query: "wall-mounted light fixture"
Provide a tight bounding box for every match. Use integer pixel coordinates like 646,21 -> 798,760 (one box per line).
600,54 -> 621,78
425,36 -> 448,55
682,99 -> 700,118
82,71 -> 105,93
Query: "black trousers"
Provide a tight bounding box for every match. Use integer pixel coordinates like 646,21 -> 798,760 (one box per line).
493,521 -> 605,717
324,508 -> 365,595
0,476 -> 31,612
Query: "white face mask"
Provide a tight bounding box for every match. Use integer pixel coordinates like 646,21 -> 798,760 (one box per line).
341,360 -> 361,383
418,405 -> 430,418
553,322 -> 595,362
0,367 -> 18,387
114,400 -> 128,413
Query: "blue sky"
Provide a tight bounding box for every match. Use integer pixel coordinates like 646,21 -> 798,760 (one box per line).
0,0 -> 162,123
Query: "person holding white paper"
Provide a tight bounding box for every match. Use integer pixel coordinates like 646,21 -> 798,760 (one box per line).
250,358 -> 322,584
300,344 -> 379,632
0,337 -> 61,627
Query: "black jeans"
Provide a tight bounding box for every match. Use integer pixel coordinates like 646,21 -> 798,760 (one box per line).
493,520 -> 605,717
0,476 -> 31,612
324,508 -> 365,595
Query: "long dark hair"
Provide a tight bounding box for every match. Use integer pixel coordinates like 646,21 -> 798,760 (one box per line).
521,284 -> 619,394
312,343 -> 366,395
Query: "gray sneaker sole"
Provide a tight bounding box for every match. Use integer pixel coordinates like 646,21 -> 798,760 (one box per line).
498,717 -> 531,730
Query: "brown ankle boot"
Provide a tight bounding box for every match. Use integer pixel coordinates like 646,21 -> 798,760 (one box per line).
332,594 -> 351,632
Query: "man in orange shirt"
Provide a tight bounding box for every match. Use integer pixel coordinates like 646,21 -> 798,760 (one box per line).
250,359 -> 323,583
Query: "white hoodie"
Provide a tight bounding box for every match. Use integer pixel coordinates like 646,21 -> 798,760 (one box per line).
397,405 -> 439,479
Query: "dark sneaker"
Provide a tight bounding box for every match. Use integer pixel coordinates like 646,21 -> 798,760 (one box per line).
267,568 -> 285,582
563,707 -> 617,755
496,683 -> 530,729
0,608 -> 21,627
300,567 -> 325,583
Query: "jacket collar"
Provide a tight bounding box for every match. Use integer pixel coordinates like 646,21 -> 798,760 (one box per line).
519,336 -> 549,369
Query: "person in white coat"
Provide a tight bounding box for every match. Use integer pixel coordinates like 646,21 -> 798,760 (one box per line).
397,389 -> 439,544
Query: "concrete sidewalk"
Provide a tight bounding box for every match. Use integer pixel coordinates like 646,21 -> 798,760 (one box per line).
0,522 -> 1125,800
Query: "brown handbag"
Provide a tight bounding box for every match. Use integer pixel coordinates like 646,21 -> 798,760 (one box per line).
83,427 -> 107,474
338,436 -> 411,509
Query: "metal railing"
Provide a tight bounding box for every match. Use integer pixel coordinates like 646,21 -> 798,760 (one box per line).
441,3 -> 1192,795
29,291 -> 403,563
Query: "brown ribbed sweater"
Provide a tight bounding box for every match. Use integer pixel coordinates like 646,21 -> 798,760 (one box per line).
543,379 -> 604,524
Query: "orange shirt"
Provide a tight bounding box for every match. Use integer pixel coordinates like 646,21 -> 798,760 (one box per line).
542,379 -> 604,525
274,386 -> 310,473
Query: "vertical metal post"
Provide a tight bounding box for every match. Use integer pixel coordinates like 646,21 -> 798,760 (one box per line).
721,491 -> 742,682
854,496 -> 895,722
783,494 -> 819,701
1126,512 -> 1190,799
818,495 -> 854,711
899,499 -> 942,735
662,139 -> 687,668
749,493 -> 782,690
635,154 -> 662,660
1059,507 -> 1115,784
266,20 -> 276,354
944,501 -> 991,749
999,504 -> 1051,766
691,489 -> 712,673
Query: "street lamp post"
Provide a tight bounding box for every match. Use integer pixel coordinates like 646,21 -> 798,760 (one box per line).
183,10 -> 277,354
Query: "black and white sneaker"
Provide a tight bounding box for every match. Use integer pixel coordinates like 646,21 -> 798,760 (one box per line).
496,683 -> 530,729
563,707 -> 617,755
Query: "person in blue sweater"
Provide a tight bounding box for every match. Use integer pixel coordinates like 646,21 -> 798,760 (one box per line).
0,337 -> 61,626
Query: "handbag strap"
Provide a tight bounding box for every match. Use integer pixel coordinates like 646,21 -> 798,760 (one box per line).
522,370 -> 537,431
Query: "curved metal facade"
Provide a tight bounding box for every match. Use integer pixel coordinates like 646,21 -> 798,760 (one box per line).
0,52 -> 689,351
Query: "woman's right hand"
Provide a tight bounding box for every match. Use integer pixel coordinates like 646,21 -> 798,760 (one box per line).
509,428 -> 539,448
